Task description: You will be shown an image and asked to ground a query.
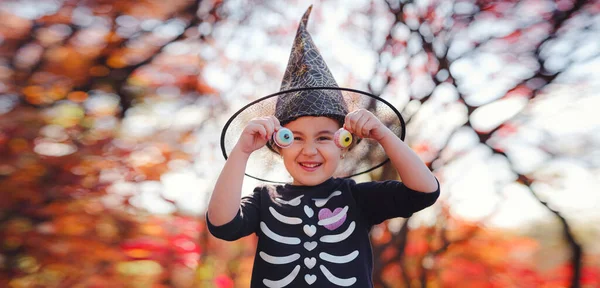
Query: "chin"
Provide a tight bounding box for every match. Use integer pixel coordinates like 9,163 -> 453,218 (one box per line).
292,175 -> 331,186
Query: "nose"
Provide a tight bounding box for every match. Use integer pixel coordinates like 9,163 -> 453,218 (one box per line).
301,142 -> 318,156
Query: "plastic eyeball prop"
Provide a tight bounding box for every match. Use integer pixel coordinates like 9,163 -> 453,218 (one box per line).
273,128 -> 293,148
334,128 -> 353,148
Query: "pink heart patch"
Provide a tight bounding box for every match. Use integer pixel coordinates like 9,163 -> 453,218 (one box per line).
318,207 -> 347,231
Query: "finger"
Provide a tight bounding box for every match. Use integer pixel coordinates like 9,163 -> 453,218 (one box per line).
258,125 -> 268,140
250,123 -> 267,139
264,118 -> 276,139
270,116 -> 282,131
351,113 -> 367,135
357,115 -> 371,138
256,118 -> 274,139
361,117 -> 375,138
344,111 -> 360,133
343,111 -> 355,130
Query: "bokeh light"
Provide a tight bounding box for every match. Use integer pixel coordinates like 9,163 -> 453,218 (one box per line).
1,0 -> 599,287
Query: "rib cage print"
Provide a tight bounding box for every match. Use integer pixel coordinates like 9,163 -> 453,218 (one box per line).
260,190 -> 358,287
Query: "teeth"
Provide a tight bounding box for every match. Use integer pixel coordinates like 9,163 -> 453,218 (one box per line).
301,163 -> 321,168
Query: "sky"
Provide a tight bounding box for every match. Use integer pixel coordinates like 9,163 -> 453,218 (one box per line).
135,1 -> 600,233
3,0 -> 598,234
188,1 -> 600,232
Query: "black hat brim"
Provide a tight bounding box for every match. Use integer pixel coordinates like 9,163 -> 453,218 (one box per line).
220,86 -> 406,183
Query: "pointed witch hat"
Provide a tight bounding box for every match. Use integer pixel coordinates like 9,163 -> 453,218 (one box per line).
220,6 -> 406,183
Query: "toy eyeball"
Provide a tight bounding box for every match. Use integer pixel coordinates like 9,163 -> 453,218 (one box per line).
334,128 -> 353,148
273,128 -> 293,148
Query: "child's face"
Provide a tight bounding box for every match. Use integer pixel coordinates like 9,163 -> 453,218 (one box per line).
280,116 -> 344,186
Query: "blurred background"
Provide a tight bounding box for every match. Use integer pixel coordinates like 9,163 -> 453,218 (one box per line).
0,0 -> 598,287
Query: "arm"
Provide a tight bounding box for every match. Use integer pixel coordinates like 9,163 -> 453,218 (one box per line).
206,145 -> 251,226
206,187 -> 261,241
207,116 -> 281,226
377,129 -> 438,193
346,110 -> 439,224
344,109 -> 438,193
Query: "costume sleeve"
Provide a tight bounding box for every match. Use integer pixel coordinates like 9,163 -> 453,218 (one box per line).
206,187 -> 262,241
351,177 -> 440,226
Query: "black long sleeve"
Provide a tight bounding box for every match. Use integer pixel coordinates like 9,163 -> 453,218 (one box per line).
206,187 -> 262,241
352,177 -> 440,226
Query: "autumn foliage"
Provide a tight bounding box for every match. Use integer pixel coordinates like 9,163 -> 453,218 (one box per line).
1,0 -> 599,287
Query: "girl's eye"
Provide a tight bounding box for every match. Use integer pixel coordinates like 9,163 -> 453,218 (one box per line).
318,136 -> 332,141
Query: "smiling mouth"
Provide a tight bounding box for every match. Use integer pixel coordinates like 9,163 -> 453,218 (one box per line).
299,162 -> 322,168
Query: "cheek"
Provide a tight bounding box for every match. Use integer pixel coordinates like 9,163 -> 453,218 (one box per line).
280,148 -> 300,163
320,146 -> 342,162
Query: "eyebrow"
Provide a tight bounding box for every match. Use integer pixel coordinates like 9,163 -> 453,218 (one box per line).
291,130 -> 335,136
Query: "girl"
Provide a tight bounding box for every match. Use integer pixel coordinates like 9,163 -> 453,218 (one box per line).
207,6 -> 439,287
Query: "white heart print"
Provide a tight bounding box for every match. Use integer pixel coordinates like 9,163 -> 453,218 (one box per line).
304,257 -> 316,269
303,225 -> 316,237
304,205 -> 314,218
304,241 -> 317,251
305,274 -> 317,285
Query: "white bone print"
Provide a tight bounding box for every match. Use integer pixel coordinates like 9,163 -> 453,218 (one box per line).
269,207 -> 302,225
260,252 -> 300,265
320,221 -> 355,243
313,191 -> 341,207
261,188 -> 360,286
319,265 -> 357,286
260,201 -> 306,286
263,265 -> 301,288
275,195 -> 303,206
260,222 -> 301,245
319,251 -> 359,264
304,205 -> 314,218
317,206 -> 348,226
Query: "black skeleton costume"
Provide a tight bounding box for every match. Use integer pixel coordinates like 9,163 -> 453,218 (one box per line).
208,178 -> 439,287
210,5 -> 440,287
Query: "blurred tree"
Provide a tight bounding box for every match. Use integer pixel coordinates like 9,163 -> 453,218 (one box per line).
365,0 -> 598,287
0,0 -> 223,286
0,0 -> 598,287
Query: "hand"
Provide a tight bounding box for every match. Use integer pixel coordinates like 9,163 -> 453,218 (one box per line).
343,109 -> 389,142
236,116 -> 281,155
